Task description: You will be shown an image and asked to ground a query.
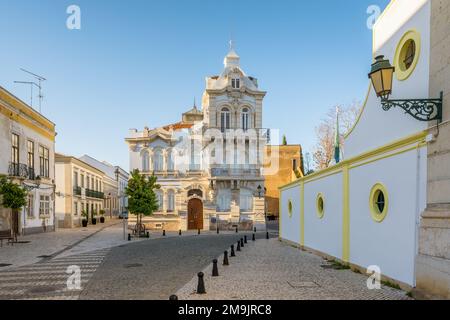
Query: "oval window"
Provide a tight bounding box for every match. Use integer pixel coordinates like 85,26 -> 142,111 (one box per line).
288,200 -> 293,218
370,183 -> 389,222
316,193 -> 324,219
394,30 -> 421,81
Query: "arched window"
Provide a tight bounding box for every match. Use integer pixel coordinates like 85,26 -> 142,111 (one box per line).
167,150 -> 175,171
142,150 -> 150,172
220,107 -> 231,132
167,190 -> 175,212
156,191 -> 163,211
242,108 -> 250,131
240,188 -> 253,212
153,149 -> 163,171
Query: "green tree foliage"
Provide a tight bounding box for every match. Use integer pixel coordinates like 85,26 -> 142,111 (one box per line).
0,176 -> 27,210
282,135 -> 287,146
125,170 -> 160,234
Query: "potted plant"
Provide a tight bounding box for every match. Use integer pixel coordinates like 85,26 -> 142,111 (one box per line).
81,210 -> 88,227
92,210 -> 97,225
99,209 -> 105,223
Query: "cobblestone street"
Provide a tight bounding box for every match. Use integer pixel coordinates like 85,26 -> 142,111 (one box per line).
177,238 -> 412,300
0,226 -> 412,300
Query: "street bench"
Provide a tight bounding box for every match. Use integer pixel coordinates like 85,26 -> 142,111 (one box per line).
0,230 -> 14,247
133,223 -> 147,238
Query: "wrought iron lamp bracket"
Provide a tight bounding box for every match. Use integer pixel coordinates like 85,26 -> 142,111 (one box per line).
381,91 -> 443,122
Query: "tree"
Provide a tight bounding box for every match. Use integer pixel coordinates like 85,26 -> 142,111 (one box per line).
313,103 -> 360,170
125,169 -> 160,235
0,175 -> 28,238
282,135 -> 288,146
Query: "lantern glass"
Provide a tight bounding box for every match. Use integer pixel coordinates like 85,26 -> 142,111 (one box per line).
368,55 -> 395,100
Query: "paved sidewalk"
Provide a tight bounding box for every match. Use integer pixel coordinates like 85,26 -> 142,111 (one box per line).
0,220 -> 121,269
177,239 -> 412,300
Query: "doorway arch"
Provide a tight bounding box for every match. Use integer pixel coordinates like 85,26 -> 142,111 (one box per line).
187,198 -> 203,230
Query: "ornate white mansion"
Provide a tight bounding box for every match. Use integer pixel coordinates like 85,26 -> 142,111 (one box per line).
125,46 -> 271,231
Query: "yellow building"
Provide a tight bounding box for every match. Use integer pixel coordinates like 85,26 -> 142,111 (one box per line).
264,144 -> 302,218
0,86 -> 56,235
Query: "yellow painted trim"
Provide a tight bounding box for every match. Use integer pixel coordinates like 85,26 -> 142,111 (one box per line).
393,29 -> 421,81
0,87 -> 55,131
300,180 -> 305,246
344,84 -> 372,139
279,190 -> 282,239
342,165 -> 350,262
316,193 -> 324,219
279,130 -> 427,191
369,183 -> 389,223
350,142 -> 425,170
0,104 -> 56,141
372,0 -> 397,55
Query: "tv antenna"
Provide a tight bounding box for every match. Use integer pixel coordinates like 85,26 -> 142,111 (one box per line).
13,81 -> 40,109
14,68 -> 46,113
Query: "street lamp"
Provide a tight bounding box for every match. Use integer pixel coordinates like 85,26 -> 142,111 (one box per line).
23,176 -> 41,191
368,55 -> 443,122
256,185 -> 268,233
115,167 -> 127,241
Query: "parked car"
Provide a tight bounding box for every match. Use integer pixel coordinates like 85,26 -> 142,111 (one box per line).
118,212 -> 129,219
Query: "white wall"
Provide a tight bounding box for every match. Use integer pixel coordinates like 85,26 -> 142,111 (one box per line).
349,147 -> 427,286
304,173 -> 343,259
280,185 -> 300,244
345,0 -> 430,158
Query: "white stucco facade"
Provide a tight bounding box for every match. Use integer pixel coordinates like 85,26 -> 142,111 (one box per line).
280,0 -> 432,288
125,48 -> 268,231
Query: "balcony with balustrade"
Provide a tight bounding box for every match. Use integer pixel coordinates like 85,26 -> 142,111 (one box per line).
8,162 -> 37,181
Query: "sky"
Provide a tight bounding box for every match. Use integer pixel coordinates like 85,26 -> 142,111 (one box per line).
0,0 -> 390,170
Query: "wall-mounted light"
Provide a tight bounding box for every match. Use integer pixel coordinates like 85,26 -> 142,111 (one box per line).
368,55 -> 442,122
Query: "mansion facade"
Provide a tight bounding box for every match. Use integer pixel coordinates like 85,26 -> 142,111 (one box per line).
126,47 -> 269,231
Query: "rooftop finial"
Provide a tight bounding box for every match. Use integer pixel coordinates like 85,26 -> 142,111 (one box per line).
229,39 -> 234,51
193,97 -> 197,109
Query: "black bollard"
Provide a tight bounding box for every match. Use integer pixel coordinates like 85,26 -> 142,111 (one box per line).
212,259 -> 219,277
128,233 -> 131,241
237,240 -> 241,252
235,226 -> 238,233
254,227 -> 257,233
244,235 -> 248,244
169,295 -> 178,300
163,230 -> 166,237
197,272 -> 206,294
223,251 -> 229,266
240,238 -> 244,248
266,231 -> 270,239
217,227 -> 219,234
147,232 -> 150,238
230,244 -> 236,257
198,229 -> 201,235
252,233 -> 256,241
179,229 -> 182,236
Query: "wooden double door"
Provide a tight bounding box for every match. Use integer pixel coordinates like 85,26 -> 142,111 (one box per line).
188,198 -> 203,230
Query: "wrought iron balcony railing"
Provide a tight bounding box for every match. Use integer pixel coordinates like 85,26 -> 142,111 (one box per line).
8,162 -> 35,180
210,166 -> 261,178
85,189 -> 104,199
73,186 -> 82,196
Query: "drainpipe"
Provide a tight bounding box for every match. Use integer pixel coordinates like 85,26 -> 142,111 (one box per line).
413,144 -> 423,287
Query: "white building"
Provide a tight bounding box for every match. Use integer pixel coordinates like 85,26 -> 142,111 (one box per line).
279,0 -> 450,295
79,155 -> 129,218
55,153 -> 105,228
126,47 -> 269,231
0,86 -> 56,235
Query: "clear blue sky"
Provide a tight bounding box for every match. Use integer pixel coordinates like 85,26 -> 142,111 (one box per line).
0,0 -> 390,170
